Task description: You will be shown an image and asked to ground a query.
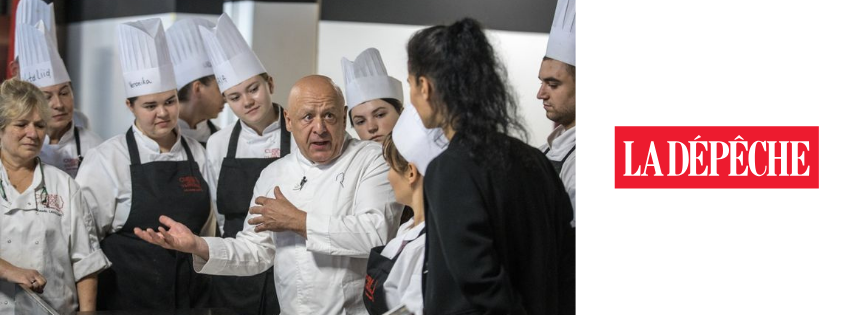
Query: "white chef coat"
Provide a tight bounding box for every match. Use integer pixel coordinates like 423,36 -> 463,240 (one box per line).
0,159 -> 110,314
75,124 -> 218,240
39,123 -> 103,178
178,119 -> 216,144
381,219 -> 425,315
540,125 -> 575,227
194,136 -> 403,315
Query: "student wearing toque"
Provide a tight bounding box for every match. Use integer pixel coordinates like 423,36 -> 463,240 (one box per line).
0,78 -> 110,314
363,108 -> 446,315
538,0 -> 577,226
14,0 -> 100,178
197,13 -> 287,315
75,18 -> 217,311
166,18 -> 225,147
341,48 -> 403,143
341,48 -> 414,224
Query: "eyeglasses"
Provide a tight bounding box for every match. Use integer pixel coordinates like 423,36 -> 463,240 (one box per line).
0,157 -> 49,207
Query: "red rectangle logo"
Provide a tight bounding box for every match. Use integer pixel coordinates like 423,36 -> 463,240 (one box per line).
614,126 -> 818,188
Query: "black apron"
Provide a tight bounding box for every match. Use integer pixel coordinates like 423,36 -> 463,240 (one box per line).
364,228 -> 426,315
211,111 -> 288,315
97,128 -> 212,310
545,146 -> 575,175
199,120 -> 219,148
73,126 -> 83,163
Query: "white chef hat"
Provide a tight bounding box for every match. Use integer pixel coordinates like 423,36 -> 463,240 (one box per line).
341,48 -> 403,108
116,18 -> 177,98
391,107 -> 447,176
14,0 -> 56,58
16,21 -> 70,87
166,18 -> 216,90
546,0 -> 576,66
198,13 -> 266,93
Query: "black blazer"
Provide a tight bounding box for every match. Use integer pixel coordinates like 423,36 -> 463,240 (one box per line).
423,133 -> 575,314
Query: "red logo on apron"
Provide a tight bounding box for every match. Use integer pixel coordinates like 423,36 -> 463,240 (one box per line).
364,274 -> 376,301
179,176 -> 203,192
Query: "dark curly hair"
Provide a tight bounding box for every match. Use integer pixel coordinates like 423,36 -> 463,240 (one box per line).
407,18 -> 527,164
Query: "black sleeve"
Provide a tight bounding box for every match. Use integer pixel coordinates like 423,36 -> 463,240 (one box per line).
426,156 -> 525,313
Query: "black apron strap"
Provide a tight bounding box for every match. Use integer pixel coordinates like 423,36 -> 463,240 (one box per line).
74,126 -> 83,162
226,122 -> 242,159
125,128 -> 141,166
563,146 -> 575,163
206,120 -> 219,133
180,136 -> 195,163
278,107 -> 290,154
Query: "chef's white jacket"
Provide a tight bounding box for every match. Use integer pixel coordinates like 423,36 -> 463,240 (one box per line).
541,125 -> 575,227
194,137 -> 403,315
381,219 -> 425,315
39,124 -> 103,178
178,119 -> 216,144
76,124 -> 218,240
0,160 -> 110,314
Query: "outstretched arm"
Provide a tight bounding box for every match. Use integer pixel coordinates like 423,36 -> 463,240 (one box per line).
134,215 -> 211,261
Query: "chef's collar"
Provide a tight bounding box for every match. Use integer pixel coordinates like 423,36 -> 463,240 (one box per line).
43,121 -> 76,146
0,155 -> 46,212
238,104 -> 283,137
131,122 -> 184,154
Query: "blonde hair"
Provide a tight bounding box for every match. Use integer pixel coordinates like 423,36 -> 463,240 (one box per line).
0,79 -> 51,130
382,132 -> 409,174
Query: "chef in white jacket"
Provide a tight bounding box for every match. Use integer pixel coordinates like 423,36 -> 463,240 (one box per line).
363,108 -> 446,315
538,0 -> 576,226
14,0 -> 101,178
75,18 -> 217,311
136,75 -> 403,315
0,78 -> 110,314
165,18 -> 224,146
197,13 -> 288,314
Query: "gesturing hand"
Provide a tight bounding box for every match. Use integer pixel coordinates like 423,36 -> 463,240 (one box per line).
248,186 -> 307,237
134,215 -> 210,260
0,261 -> 46,293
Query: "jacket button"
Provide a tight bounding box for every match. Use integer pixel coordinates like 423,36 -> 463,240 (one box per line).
6,240 -> 9,243
35,241 -> 39,245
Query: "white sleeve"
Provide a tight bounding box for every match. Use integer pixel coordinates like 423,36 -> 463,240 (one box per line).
383,239 -> 425,315
198,148 -> 219,237
304,153 -> 402,258
192,177 -> 276,276
65,178 -> 111,281
75,149 -> 119,240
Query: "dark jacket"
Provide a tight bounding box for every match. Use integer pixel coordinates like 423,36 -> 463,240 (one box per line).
423,133 -> 575,314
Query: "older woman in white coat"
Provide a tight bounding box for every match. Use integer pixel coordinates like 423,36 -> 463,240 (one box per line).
0,79 -> 109,314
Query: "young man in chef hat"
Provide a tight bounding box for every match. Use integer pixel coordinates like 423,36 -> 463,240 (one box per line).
166,18 -> 225,147
538,0 -> 577,226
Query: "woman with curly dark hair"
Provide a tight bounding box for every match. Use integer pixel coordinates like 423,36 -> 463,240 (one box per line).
407,18 -> 575,314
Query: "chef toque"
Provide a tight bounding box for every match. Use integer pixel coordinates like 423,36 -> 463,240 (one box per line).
117,18 -> 177,98
545,0 -> 576,66
341,48 -> 403,108
16,21 -> 70,87
14,0 -> 55,58
197,13 -> 266,93
166,18 -> 217,90
391,107 -> 447,176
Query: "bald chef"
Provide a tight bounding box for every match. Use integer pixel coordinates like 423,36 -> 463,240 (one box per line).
136,75 -> 403,314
